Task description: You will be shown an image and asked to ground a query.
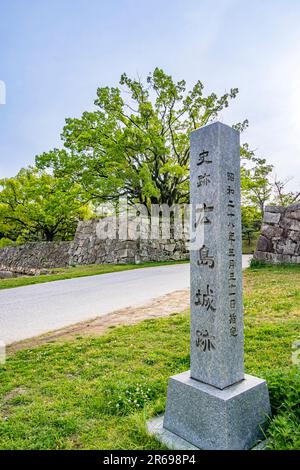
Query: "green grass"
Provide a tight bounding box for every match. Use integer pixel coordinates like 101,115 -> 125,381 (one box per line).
0,265 -> 299,450
0,260 -> 189,291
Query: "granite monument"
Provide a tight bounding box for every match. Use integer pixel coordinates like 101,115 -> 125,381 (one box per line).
149,122 -> 271,450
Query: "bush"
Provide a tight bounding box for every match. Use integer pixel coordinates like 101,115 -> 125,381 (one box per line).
0,237 -> 15,249
16,235 -> 26,246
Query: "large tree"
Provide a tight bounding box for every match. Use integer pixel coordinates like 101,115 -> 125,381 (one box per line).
0,169 -> 91,242
36,68 -> 238,211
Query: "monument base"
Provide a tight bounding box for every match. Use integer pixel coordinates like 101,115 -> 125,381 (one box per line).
147,416 -> 268,450
152,371 -> 271,450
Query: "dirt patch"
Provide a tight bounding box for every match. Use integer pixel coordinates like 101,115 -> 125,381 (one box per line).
3,387 -> 27,402
7,289 -> 190,355
1,387 -> 28,419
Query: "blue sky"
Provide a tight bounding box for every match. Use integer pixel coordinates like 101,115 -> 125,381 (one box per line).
0,0 -> 300,190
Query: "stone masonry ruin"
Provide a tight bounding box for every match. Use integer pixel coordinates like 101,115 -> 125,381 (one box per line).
254,203 -> 300,264
0,214 -> 189,275
1,203 -> 300,276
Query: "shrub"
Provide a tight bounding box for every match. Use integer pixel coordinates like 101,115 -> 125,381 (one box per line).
0,237 -> 15,249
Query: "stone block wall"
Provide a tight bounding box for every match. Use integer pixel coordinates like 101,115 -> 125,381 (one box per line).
0,217 -> 189,274
70,218 -> 189,265
254,204 -> 300,264
0,241 -> 72,275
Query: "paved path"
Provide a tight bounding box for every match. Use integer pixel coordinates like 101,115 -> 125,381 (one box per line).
0,256 -> 252,345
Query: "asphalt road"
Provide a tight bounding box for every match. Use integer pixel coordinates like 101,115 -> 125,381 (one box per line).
0,256 -> 252,345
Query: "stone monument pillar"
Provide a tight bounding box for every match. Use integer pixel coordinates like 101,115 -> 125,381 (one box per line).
149,122 -> 271,450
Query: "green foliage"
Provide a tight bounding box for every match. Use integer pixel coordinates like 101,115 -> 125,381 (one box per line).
241,205 -> 261,252
0,168 -> 92,241
36,68 -> 239,210
250,258 -> 267,269
242,205 -> 261,232
34,67 -> 278,228
3,68 -> 287,245
267,413 -> 300,450
15,235 -> 26,246
242,236 -> 259,254
241,143 -> 273,217
265,368 -> 300,450
0,237 -> 14,249
266,367 -> 300,416
34,67 -> 277,230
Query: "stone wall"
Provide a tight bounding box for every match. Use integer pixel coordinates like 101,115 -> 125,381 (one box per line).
0,241 -> 71,275
254,204 -> 300,264
70,218 -> 189,265
2,204 -> 298,273
0,217 -> 189,274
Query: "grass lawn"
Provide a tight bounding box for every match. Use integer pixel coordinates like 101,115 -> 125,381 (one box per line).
0,260 -> 188,291
0,264 -> 299,450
